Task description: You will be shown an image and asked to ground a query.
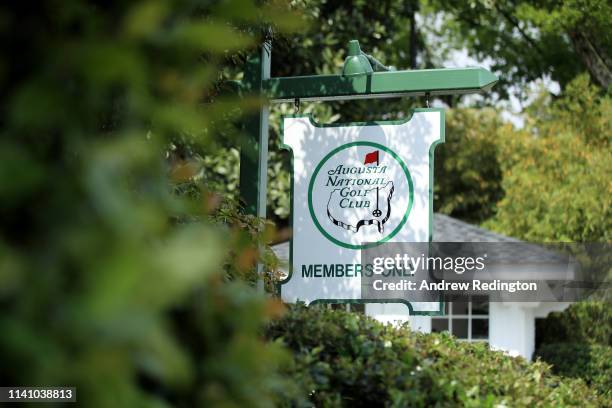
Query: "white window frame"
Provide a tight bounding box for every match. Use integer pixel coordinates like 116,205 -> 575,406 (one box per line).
431,297 -> 489,342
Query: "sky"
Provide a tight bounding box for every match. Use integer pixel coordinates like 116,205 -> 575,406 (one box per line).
417,12 -> 561,128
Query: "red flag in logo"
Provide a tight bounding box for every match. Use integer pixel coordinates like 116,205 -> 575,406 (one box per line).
364,150 -> 379,165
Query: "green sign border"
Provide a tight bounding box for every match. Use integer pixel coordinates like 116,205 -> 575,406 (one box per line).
277,109 -> 445,316
307,141 -> 413,250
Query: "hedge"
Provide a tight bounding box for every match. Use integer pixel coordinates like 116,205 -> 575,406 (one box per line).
536,301 -> 611,348
535,342 -> 612,400
267,305 -> 608,407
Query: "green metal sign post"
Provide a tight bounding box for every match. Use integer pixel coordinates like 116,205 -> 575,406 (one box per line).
237,40 -> 498,293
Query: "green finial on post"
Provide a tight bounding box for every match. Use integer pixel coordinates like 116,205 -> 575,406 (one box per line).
342,40 -> 373,76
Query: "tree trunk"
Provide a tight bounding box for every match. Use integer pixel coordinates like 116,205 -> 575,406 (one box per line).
408,1 -> 418,69
569,30 -> 612,90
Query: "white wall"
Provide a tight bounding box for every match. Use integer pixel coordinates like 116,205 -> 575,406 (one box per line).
490,302 -> 571,359
489,303 -> 533,358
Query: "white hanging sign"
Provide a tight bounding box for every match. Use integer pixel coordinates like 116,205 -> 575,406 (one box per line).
279,109 -> 444,313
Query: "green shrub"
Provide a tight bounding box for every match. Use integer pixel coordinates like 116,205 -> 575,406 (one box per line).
267,305 -> 607,407
535,342 -> 612,399
0,1 -> 304,406
536,301 -> 612,347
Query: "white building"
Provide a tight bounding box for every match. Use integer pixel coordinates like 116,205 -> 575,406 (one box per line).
273,213 -> 573,360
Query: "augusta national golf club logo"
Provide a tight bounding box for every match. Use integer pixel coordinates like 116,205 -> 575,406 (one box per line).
308,141 -> 413,249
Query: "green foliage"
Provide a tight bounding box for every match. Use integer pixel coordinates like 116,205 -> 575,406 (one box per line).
536,301 -> 612,347
0,0 -> 303,406
267,305 -> 606,407
534,342 -> 612,399
434,108 -> 504,223
425,0 -> 612,95
535,302 -> 611,400
486,75 -> 612,242
274,0 -> 424,77
202,147 -> 241,200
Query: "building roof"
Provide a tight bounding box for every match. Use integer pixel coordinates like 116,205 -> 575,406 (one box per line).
432,213 -> 519,243
272,213 -> 568,265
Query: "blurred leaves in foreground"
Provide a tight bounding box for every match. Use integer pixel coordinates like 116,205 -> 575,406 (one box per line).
0,0 -> 303,406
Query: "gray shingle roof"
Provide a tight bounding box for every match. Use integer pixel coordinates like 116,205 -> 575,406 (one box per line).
272,213 -> 567,264
432,213 -> 520,243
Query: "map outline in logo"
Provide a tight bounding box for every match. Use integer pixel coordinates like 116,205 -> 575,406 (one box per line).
308,141 -> 413,250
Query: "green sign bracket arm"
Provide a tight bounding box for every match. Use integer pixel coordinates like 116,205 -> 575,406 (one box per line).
263,67 -> 498,103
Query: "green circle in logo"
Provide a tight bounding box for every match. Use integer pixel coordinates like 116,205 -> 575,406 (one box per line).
308,141 -> 413,250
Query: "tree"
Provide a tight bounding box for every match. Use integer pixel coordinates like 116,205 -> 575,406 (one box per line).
434,108 -> 504,223
485,74 -> 611,242
425,0 -> 612,96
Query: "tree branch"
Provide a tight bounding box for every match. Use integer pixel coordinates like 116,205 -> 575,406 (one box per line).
494,3 -> 544,55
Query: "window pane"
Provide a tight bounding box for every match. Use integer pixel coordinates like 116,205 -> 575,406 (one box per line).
472,319 -> 489,339
472,297 -> 489,315
431,319 -> 448,333
452,319 -> 469,338
453,301 -> 469,315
